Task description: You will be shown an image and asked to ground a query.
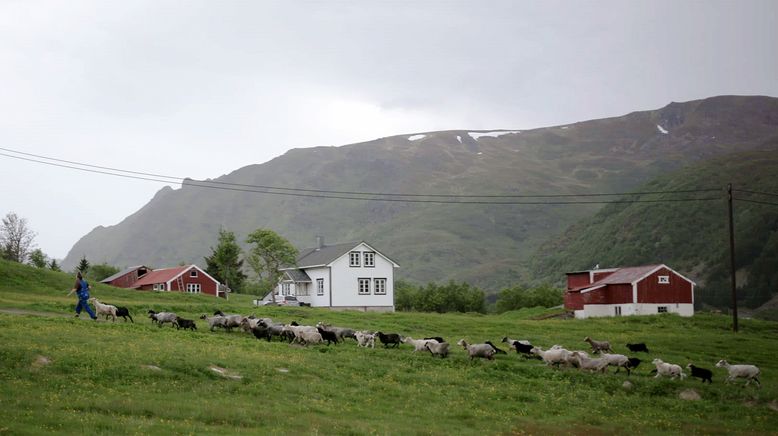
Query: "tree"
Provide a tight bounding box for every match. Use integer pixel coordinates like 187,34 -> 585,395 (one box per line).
245,229 -> 298,303
495,283 -> 563,313
28,249 -> 48,268
204,228 -> 247,293
49,259 -> 61,272
0,212 -> 36,263
88,263 -> 120,282
77,255 -> 90,274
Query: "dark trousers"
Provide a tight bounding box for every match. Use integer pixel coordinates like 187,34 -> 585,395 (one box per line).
75,299 -> 97,319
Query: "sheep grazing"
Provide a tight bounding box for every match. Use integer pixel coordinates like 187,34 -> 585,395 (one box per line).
355,331 -> 376,348
457,339 -> 496,360
114,306 -> 133,323
600,353 -> 632,375
425,341 -> 450,358
626,343 -> 649,353
375,331 -> 402,348
89,298 -> 117,322
651,359 -> 686,380
484,341 -> 507,355
149,310 -> 178,327
715,360 -> 761,387
530,346 -> 571,368
402,337 -> 437,352
570,351 -> 609,373
686,364 -> 713,384
583,336 -> 613,354
316,327 -> 339,345
175,317 -> 197,331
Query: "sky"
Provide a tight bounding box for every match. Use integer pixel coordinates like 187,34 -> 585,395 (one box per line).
1,0 -> 777,260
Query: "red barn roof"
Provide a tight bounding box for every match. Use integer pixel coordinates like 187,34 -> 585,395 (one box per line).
132,266 -> 190,288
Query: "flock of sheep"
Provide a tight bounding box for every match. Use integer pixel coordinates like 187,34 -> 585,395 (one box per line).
90,299 -> 762,388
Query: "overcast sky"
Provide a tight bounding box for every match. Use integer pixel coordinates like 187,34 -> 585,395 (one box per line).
1,0 -> 777,260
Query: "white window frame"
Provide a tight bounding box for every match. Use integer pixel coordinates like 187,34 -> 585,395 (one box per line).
349,251 -> 361,267
658,275 -> 669,284
374,278 -> 386,295
358,278 -> 371,295
282,283 -> 291,296
186,283 -> 201,293
317,278 -> 324,296
614,306 -> 622,316
190,270 -> 198,278
658,306 -> 668,313
363,252 -> 375,268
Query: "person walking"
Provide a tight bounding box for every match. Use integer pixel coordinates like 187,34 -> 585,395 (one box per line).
67,272 -> 97,320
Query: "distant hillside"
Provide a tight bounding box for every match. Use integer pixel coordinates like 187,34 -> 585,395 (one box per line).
63,95 -> 778,291
528,143 -> 778,308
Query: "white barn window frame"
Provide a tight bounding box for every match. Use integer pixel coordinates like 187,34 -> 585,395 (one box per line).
658,306 -> 668,313
358,278 -> 370,295
186,283 -> 201,293
190,270 -> 198,278
658,275 -> 670,284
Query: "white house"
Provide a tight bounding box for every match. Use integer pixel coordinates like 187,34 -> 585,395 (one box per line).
272,237 -> 399,311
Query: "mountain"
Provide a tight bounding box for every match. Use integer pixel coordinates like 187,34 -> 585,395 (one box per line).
63,95 -> 778,291
528,142 -> 778,308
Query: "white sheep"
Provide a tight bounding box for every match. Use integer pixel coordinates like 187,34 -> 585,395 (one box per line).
200,314 -> 227,331
402,337 -> 437,352
457,339 -> 495,360
355,331 -> 376,348
89,298 -> 117,322
716,360 -> 761,387
601,353 -> 632,374
297,329 -> 324,346
425,341 -> 450,358
149,311 -> 177,327
570,351 -> 609,373
652,358 -> 686,380
530,346 -> 571,368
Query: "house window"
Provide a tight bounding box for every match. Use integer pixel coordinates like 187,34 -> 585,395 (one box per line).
186,283 -> 201,293
317,278 -> 324,296
658,275 -> 669,284
358,278 -> 371,295
154,283 -> 166,291
282,283 -> 291,296
152,284 -> 158,291
658,306 -> 668,313
614,306 -> 622,316
349,251 -> 361,267
190,270 -> 198,278
297,283 -> 310,296
364,252 -> 375,267
374,278 -> 386,295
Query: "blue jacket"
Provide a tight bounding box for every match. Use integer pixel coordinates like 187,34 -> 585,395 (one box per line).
77,279 -> 90,300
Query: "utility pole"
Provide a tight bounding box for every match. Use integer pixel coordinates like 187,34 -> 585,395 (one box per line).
727,183 -> 738,332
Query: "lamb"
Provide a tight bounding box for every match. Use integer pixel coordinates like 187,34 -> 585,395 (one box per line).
584,336 -> 613,354
115,306 -> 133,323
317,327 -> 339,345
485,341 -> 507,355
457,339 -> 495,360
402,337 -> 437,352
175,317 -> 197,331
511,341 -> 537,358
89,298 -> 117,322
200,314 -> 228,332
626,343 -> 649,353
148,310 -> 177,327
600,353 -> 632,375
425,341 -> 450,358
651,358 -> 686,380
715,360 -> 760,387
571,351 -> 609,373
355,331 -> 376,348
686,364 -> 713,384
375,331 -> 402,348
530,346 -> 571,368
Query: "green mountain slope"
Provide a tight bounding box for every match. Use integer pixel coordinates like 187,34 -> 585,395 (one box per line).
62,95 -> 778,290
529,143 -> 778,308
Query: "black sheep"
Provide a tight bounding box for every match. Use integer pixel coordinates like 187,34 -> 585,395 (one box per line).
512,341 -> 536,358
375,331 -> 401,348
317,327 -> 339,345
175,317 -> 197,331
251,325 -> 272,341
485,341 -> 507,354
627,357 -> 642,370
424,336 -> 446,343
686,364 -> 713,383
626,343 -> 649,353
115,306 -> 133,323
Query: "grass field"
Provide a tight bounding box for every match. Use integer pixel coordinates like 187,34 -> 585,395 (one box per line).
1,260 -> 777,435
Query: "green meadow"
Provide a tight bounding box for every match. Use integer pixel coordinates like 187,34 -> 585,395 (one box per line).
1,260 -> 777,435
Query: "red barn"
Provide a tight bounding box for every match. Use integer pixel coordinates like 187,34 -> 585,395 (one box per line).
100,265 -> 151,288
564,264 -> 695,319
131,265 -> 224,298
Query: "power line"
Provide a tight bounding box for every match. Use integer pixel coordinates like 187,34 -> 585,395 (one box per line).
733,188 -> 778,199
735,197 -> 778,207
0,146 -> 721,199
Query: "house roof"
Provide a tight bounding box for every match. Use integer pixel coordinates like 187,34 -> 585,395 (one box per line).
100,265 -> 148,284
284,269 -> 312,283
132,266 -> 190,288
573,264 -> 696,293
294,241 -> 362,268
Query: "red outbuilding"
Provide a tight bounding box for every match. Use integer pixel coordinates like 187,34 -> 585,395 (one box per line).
101,264 -> 225,298
564,264 -> 695,318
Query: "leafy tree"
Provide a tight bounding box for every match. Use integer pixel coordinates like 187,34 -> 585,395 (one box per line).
395,280 -> 486,313
0,212 -> 36,263
495,283 -> 563,313
245,229 -> 298,303
28,249 -> 47,268
49,259 -> 61,272
394,280 -> 418,311
204,228 -> 247,293
76,255 -> 90,275
88,263 -> 120,282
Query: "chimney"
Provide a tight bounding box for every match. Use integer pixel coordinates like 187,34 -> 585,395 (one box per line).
316,236 -> 324,249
